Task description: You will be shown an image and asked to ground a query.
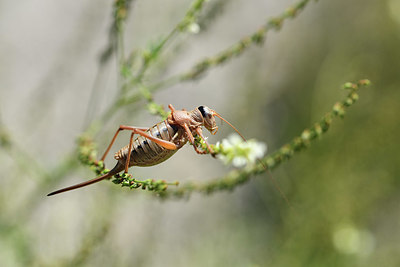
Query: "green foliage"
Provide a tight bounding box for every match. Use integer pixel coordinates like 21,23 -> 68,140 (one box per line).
112,172 -> 179,192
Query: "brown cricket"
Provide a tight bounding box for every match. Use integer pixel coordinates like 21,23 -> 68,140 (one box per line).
47,104 -> 245,196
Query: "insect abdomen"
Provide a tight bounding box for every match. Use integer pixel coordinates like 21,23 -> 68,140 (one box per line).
114,120 -> 181,167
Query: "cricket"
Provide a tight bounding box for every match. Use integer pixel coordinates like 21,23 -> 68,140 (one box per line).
47,104 -> 246,196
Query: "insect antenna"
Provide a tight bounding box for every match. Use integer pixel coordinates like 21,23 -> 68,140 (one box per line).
212,111 -> 246,141
212,110 -> 294,210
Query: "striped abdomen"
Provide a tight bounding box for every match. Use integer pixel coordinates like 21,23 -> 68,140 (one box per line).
114,120 -> 186,167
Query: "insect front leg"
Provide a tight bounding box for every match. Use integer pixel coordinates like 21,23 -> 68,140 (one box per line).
180,123 -> 212,155
195,127 -> 216,156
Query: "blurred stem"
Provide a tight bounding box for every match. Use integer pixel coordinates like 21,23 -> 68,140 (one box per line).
0,124 -> 48,180
113,0 -> 315,110
87,0 -> 315,130
104,0 -> 209,122
134,0 -> 208,79
134,28 -> 178,82
148,0 -> 314,92
65,214 -> 113,267
82,0 -> 135,128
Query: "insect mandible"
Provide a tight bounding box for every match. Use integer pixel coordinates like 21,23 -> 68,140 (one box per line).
47,104 -> 245,196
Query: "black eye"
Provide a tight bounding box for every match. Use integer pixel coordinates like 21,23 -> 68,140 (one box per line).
198,106 -> 206,117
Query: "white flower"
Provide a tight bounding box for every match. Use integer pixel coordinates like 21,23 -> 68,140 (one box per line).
216,134 -> 267,168
187,23 -> 200,34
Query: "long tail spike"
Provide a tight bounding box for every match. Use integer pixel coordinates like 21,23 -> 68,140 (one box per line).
47,163 -> 123,196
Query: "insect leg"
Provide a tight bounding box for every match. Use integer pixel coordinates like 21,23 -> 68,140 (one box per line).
123,126 -> 179,173
195,127 -> 215,156
133,128 -> 178,150
180,123 -> 207,155
100,126 -> 149,162
125,131 -> 135,173
168,104 -> 176,112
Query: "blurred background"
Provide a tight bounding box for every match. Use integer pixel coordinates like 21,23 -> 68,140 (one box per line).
1,0 -> 400,266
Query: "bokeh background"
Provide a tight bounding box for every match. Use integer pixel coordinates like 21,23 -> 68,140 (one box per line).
1,0 -> 400,266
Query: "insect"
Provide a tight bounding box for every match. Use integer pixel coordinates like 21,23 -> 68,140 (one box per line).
47,104 -> 245,196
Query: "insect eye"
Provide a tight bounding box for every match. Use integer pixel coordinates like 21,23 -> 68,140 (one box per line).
198,106 -> 207,117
